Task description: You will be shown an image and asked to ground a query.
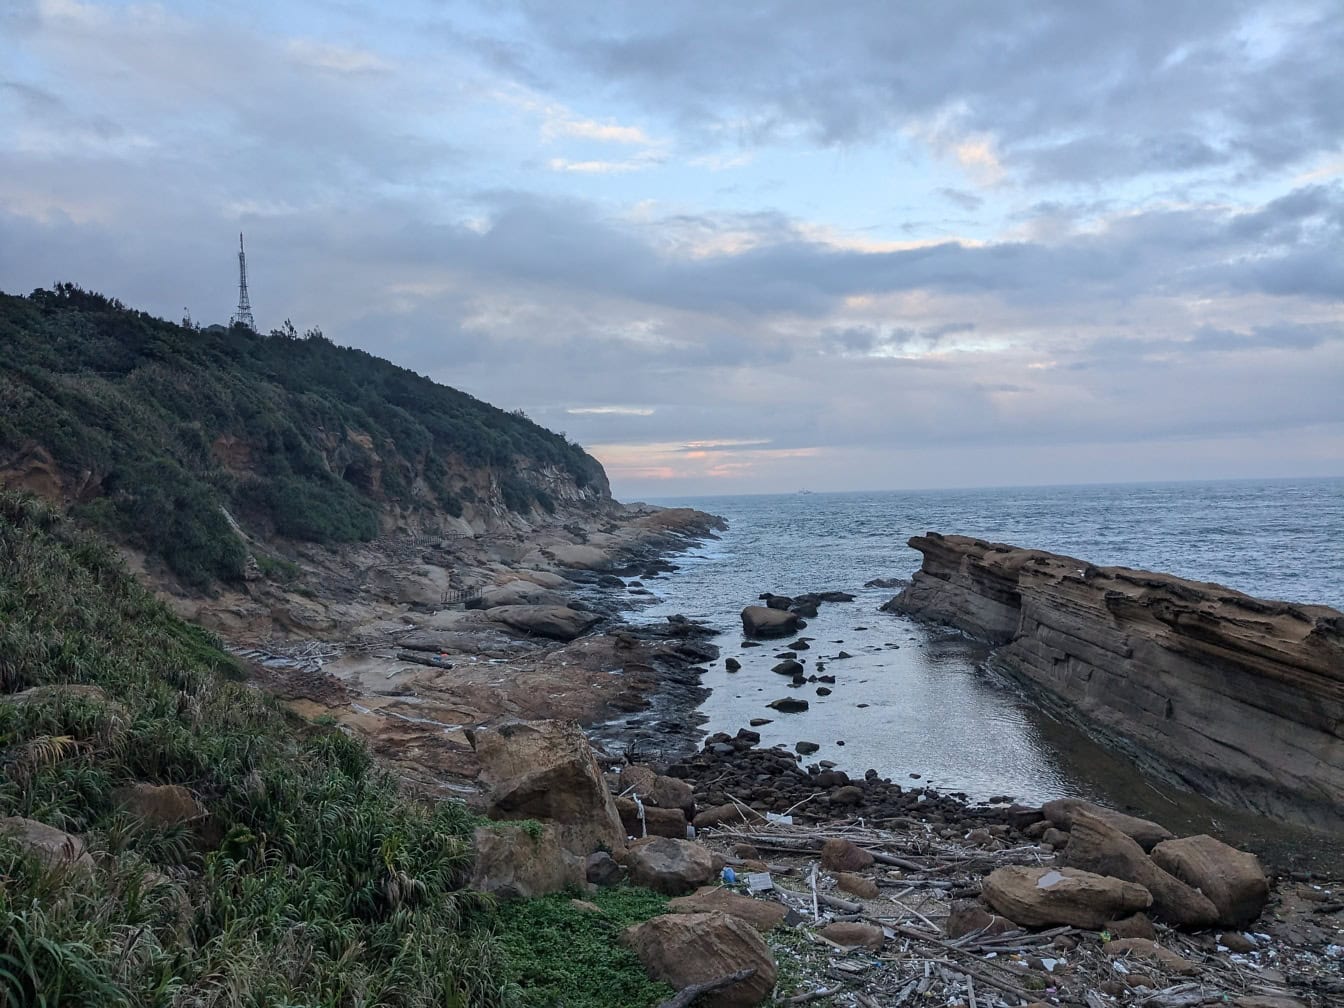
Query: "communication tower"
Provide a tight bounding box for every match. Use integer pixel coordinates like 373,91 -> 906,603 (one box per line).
231,232 -> 255,329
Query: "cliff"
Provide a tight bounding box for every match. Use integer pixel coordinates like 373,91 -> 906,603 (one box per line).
886,533 -> 1344,833
0,284 -> 610,589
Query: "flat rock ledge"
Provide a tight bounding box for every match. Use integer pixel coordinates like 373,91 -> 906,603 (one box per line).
885,532 -> 1344,833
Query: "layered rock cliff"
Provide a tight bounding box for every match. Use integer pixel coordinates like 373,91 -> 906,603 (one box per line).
886,533 -> 1344,833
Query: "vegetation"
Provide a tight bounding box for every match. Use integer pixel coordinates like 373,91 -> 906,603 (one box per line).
0,284 -> 607,588
0,492 -> 512,1006
494,887 -> 674,1008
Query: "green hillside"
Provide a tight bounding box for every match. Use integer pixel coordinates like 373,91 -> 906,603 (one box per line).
0,491 -> 511,1006
0,284 -> 608,588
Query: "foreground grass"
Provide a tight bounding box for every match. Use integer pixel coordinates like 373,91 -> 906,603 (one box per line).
494,887 -> 674,1008
0,492 -> 511,1006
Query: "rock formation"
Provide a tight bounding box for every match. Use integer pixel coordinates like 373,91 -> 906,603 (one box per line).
886,533 -> 1344,832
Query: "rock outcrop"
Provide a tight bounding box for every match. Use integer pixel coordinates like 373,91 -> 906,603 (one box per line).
887,533 -> 1344,832
624,912 -> 777,1008
982,865 -> 1153,929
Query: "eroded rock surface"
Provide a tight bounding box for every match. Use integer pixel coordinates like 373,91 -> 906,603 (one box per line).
887,533 -> 1344,832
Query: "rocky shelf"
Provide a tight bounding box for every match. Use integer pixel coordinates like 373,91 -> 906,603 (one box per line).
882,533 -> 1344,835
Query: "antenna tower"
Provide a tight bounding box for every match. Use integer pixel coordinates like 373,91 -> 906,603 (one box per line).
231,232 -> 255,329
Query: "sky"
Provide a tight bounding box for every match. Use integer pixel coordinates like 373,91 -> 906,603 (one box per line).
2,1 -> 1341,499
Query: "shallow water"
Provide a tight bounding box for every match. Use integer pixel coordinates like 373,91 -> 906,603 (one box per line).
624,477 -> 1344,869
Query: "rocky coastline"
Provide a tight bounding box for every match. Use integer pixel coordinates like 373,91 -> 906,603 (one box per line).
882,533 -> 1344,835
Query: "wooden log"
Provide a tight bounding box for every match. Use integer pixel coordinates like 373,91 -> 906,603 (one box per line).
394,651 -> 454,670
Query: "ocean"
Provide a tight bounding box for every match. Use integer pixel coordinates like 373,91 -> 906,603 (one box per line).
622,477 -> 1343,853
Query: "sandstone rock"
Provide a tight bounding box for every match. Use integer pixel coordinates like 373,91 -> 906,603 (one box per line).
694,804 -> 764,829
486,604 -> 600,641
1150,834 -> 1269,928
821,838 -> 874,872
982,866 -> 1152,929
819,921 -> 884,949
616,797 -> 688,839
472,719 -> 624,856
733,843 -> 760,859
945,900 -> 1016,938
741,606 -> 801,639
469,823 -> 584,899
586,851 -> 624,887
0,817 -> 95,879
624,912 -> 777,1008
1220,931 -> 1257,953
548,543 -> 614,571
668,886 -> 788,931
1062,811 -> 1219,929
889,533 -> 1344,834
624,837 -> 716,895
620,764 -> 696,819
1106,912 -> 1157,940
473,580 -> 567,610
835,872 -> 880,900
1104,937 -> 1199,975
1042,798 -> 1174,851
111,783 -> 207,827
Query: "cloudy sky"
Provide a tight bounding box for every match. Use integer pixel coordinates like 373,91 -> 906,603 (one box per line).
2,1 -> 1341,498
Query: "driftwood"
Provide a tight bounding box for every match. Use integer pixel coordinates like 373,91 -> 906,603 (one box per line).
394,651 -> 455,670
654,968 -> 756,1008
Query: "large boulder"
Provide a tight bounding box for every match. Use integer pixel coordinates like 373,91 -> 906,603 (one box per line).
1061,810 -> 1219,929
1150,834 -> 1269,928
668,886 -> 789,931
486,604 -> 601,641
983,865 -> 1152,929
624,912 -> 777,1008
111,784 -> 207,827
472,719 -> 624,856
619,764 -> 695,819
472,580 -> 568,610
740,606 -> 801,639
623,837 -> 716,895
946,900 -> 1017,938
469,823 -> 584,899
819,922 -> 885,949
1042,798 -> 1174,851
0,817 -> 95,879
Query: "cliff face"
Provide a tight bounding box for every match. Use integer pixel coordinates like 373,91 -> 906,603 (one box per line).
887,533 -> 1344,833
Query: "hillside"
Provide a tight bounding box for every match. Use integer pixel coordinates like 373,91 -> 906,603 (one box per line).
0,491 -> 513,1005
0,284 -> 610,589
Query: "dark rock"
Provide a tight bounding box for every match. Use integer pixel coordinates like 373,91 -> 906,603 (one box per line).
795,741 -> 820,755
816,687 -> 831,696
772,660 -> 804,676
725,658 -> 741,672
767,698 -> 809,713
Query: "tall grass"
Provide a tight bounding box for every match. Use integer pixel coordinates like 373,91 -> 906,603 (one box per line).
0,492 -> 513,1006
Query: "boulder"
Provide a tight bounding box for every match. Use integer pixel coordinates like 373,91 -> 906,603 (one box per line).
620,764 -> 696,819
624,912 -> 777,1008
469,823 -> 584,899
586,851 -> 624,887
616,797 -> 688,839
1043,798 -> 1174,851
795,741 -> 820,755
1106,912 -> 1157,940
821,838 -> 874,872
945,900 -> 1016,938
472,719 -> 624,856
486,604 -> 601,641
624,837 -> 716,895
819,921 -> 884,949
835,872 -> 879,900
982,866 -> 1152,929
1062,811 -> 1219,929
694,804 -> 763,830
771,660 -> 804,676
725,658 -> 741,672
1103,937 -> 1199,975
767,698 -> 809,713
472,580 -> 567,610
1150,834 -> 1269,928
111,783 -> 207,827
668,886 -> 788,931
741,606 -> 801,639
0,817 -> 95,879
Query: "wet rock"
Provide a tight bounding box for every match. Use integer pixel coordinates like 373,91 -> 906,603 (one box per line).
669,886 -> 789,931
835,651 -> 853,660
725,657 -> 741,672
470,823 -> 584,899
741,606 -> 801,639
771,659 -> 804,676
767,698 -> 809,713
786,639 -> 811,650
624,837 -> 717,895
821,838 -> 875,872
819,921 -> 884,949
1043,798 -> 1173,851
748,718 -> 772,727
795,741 -> 820,755
1062,810 -> 1219,929
1150,834 -> 1269,928
624,911 -> 777,1008
815,687 -> 832,696
762,594 -> 794,610
982,865 -> 1153,929
864,578 -> 905,589
790,600 -> 819,618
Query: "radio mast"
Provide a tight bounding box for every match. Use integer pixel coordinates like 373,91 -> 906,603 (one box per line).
231,232 -> 255,329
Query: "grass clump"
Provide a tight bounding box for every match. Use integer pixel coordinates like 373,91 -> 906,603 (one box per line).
494,886 -> 674,1008
0,491 -> 511,1006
